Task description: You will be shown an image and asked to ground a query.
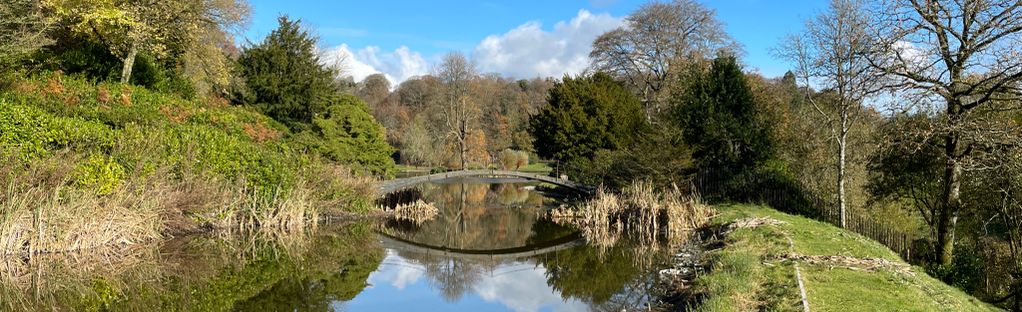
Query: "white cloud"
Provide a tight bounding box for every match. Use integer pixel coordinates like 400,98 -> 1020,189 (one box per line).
367,251 -> 425,290
473,9 -> 623,78
321,44 -> 430,87
321,9 -> 622,85
472,262 -> 589,312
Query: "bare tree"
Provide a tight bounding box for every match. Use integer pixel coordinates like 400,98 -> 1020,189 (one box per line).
779,0 -> 884,228
436,52 -> 480,170
868,0 -> 1022,264
589,0 -> 736,120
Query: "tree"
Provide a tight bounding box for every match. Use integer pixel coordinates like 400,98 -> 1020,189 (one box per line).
435,52 -> 480,169
868,0 -> 1022,265
45,0 -> 167,83
398,115 -> 435,166
177,0 -> 250,96
357,73 -> 391,111
672,55 -> 773,176
529,72 -> 648,165
238,16 -> 339,131
44,0 -> 248,85
0,0 -> 52,70
590,0 -> 736,120
295,94 -> 396,177
779,0 -> 883,228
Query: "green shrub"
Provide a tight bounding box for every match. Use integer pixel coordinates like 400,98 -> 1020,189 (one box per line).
294,95 -> 395,177
73,154 -> 125,195
0,99 -> 114,159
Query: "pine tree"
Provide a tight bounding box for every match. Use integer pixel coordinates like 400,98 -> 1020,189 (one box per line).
238,16 -> 338,131
673,55 -> 773,175
529,72 -> 647,164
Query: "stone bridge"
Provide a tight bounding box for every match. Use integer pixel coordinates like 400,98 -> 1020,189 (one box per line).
378,169 -> 595,195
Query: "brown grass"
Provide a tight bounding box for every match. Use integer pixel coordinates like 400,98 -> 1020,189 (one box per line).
0,157 -> 163,255
387,200 -> 439,225
551,180 -> 714,249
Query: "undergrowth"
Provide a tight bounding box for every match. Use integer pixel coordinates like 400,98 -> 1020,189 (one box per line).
0,72 -> 381,254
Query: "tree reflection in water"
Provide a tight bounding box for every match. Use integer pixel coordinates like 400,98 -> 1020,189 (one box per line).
0,223 -> 385,311
373,181 -> 672,311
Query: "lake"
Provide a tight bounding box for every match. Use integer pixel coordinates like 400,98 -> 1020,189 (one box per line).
0,180 -> 674,311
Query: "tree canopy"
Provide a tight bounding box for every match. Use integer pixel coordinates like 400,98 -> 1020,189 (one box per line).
238,16 -> 338,131
529,72 -> 648,165
672,55 -> 773,175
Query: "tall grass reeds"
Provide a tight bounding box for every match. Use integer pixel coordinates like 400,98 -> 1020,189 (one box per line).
0,157 -> 162,255
551,180 -> 714,249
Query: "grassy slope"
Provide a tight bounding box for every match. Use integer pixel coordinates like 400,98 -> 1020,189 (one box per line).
0,73 -> 378,253
696,204 -> 1000,312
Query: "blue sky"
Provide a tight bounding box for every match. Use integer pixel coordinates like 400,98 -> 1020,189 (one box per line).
243,0 -> 828,84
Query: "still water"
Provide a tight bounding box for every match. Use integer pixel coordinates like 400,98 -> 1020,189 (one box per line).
0,180 -> 671,311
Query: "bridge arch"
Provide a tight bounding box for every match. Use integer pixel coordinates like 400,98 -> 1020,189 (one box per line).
377,232 -> 584,261
378,169 -> 594,195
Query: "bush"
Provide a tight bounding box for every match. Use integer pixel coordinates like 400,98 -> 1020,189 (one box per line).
294,95 -> 395,177
0,99 -> 114,159
0,72 -> 383,234
498,149 -> 529,170
73,153 -> 125,195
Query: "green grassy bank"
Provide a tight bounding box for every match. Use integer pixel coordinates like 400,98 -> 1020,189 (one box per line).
0,72 -> 382,254
694,204 -> 1000,312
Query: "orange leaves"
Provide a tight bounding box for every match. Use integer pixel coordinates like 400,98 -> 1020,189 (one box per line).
96,87 -> 111,103
158,105 -> 192,123
118,88 -> 132,106
242,122 -> 280,143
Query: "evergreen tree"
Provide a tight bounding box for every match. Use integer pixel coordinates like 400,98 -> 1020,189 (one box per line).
529,72 -> 647,164
238,16 -> 337,131
294,94 -> 396,177
673,55 -> 773,175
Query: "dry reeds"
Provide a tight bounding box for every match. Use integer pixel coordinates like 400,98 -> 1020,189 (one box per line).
551,180 -> 713,249
0,159 -> 163,255
388,200 -> 439,225
209,184 -> 319,233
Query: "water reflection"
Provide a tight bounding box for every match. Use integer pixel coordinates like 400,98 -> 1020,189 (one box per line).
0,224 -> 385,311
379,181 -> 564,251
354,181 -> 670,312
0,181 -> 670,311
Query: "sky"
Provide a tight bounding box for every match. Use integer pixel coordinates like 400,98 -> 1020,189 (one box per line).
241,0 -> 829,85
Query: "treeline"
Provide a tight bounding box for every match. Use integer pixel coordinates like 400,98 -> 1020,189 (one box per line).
353,54 -> 552,169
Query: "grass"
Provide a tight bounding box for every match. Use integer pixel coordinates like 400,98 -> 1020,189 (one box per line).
518,162 -> 553,173
694,204 -> 1000,312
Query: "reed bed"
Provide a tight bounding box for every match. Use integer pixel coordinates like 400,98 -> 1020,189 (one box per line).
209,184 -> 319,233
0,151 -> 376,255
387,200 -> 439,225
551,180 -> 714,249
0,158 -> 164,255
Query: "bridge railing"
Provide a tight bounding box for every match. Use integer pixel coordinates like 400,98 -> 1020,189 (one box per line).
379,169 -> 594,195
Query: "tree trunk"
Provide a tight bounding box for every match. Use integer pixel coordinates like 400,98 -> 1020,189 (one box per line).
120,39 -> 139,84
838,131 -> 847,228
459,122 -> 468,170
937,134 -> 962,265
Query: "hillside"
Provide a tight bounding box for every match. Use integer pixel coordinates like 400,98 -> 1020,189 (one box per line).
0,72 -> 382,254
695,204 -> 1001,312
